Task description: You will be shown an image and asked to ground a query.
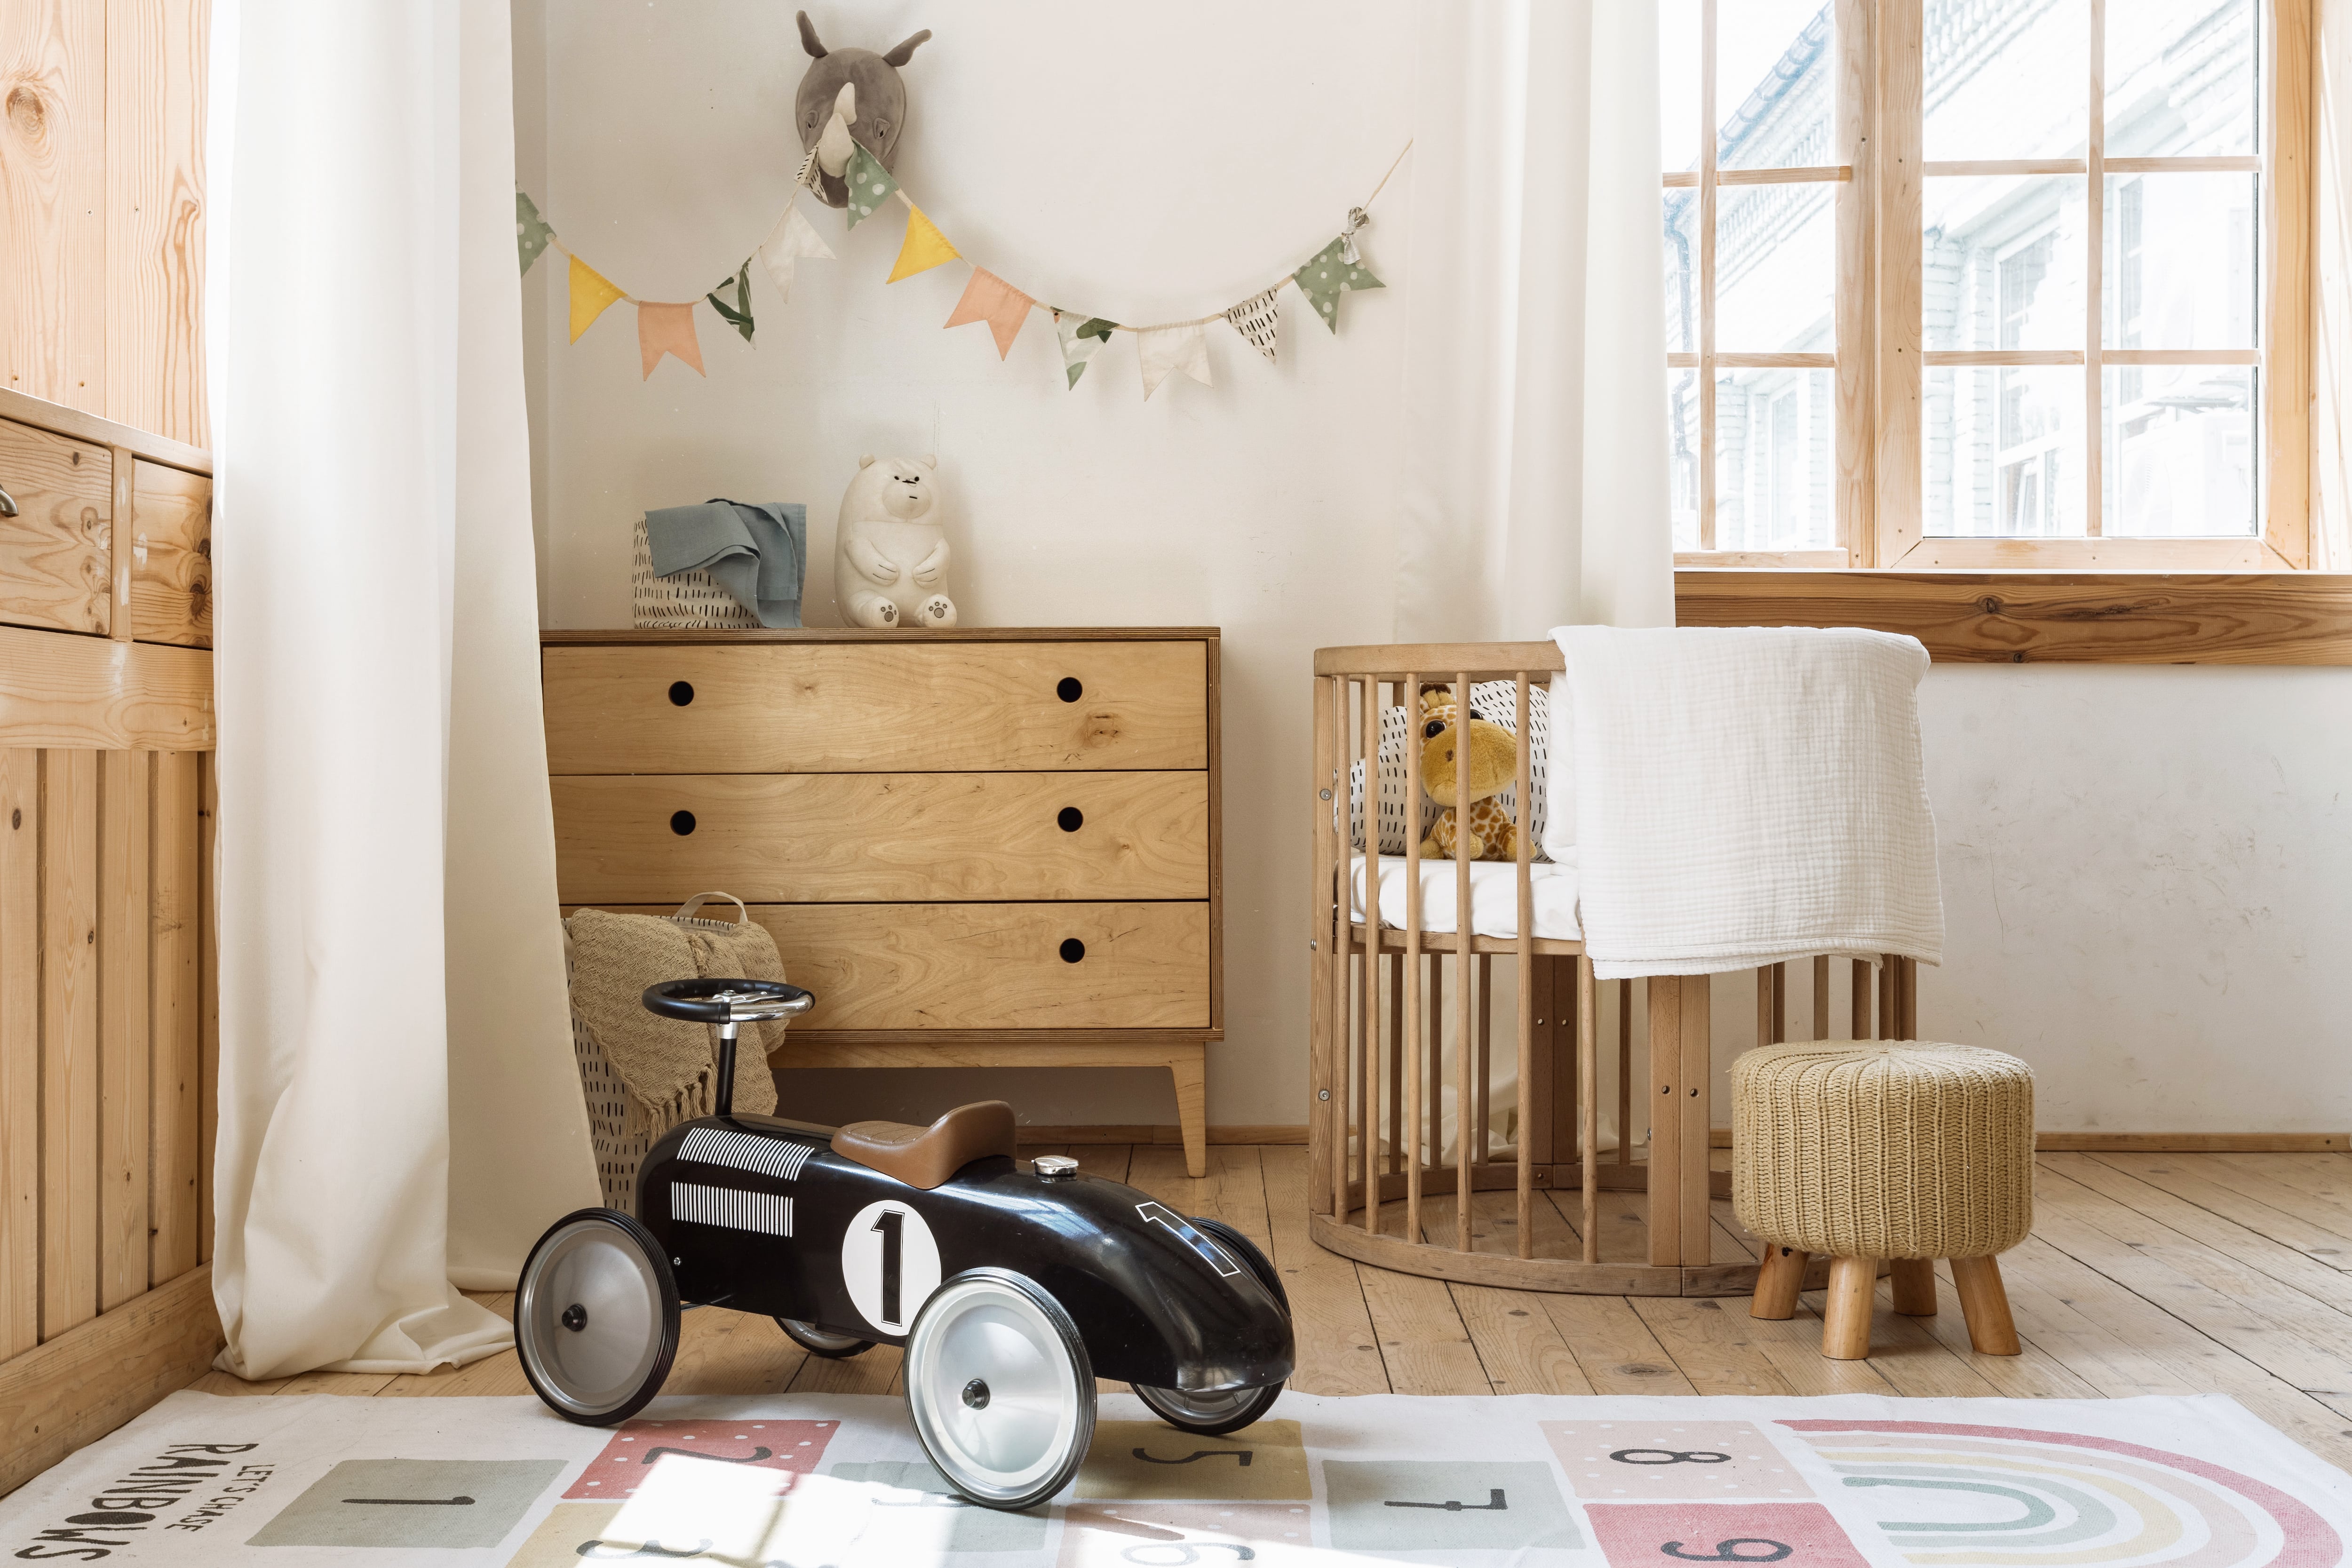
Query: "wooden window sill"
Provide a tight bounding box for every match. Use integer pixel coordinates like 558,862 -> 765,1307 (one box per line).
1674,570 -> 2352,664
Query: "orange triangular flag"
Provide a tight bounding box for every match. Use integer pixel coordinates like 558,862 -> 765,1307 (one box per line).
569,255 -> 627,342
637,302 -> 705,379
886,202 -> 960,283
944,269 -> 1035,359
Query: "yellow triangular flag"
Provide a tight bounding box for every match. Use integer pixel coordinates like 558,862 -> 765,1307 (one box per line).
886,202 -> 960,284
569,255 -> 627,342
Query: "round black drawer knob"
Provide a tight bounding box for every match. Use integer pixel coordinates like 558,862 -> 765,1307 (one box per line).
1059,938 -> 1085,963
668,680 -> 694,707
670,810 -> 697,836
1056,677 -> 1083,703
1057,806 -> 1083,832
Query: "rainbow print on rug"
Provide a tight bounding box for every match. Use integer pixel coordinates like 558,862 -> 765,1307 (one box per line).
2,1392 -> 2345,1566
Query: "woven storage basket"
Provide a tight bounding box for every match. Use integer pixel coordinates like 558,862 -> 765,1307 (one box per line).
1732,1040 -> 2034,1260
630,514 -> 759,630
563,898 -> 765,1211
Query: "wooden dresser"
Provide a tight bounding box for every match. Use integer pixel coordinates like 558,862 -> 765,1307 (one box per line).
542,628 -> 1222,1176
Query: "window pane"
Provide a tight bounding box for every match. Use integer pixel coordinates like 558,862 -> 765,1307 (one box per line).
1661,0 -> 1701,174
1924,175 -> 2086,351
1718,182 -> 1836,350
1926,0 -> 2088,162
1718,0 -> 1835,170
1924,366 -> 2087,537
1669,369 -> 1701,549
2103,174 -> 2257,350
2106,0 -> 2256,158
1716,368 -> 1835,550
1664,193 -> 1698,355
2103,365 -> 2257,536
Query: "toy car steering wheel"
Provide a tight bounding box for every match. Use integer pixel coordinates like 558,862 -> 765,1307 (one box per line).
641,977 -> 813,1025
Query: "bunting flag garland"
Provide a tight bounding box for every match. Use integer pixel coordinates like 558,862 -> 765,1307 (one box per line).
637,302 -> 706,379
757,205 -> 834,303
1292,235 -> 1383,333
945,269 -> 1034,358
843,143 -> 898,229
1137,323 -> 1212,398
568,255 -> 628,342
886,201 -> 960,283
518,131 -> 1409,398
1224,287 -> 1281,363
707,262 -> 756,344
516,191 -> 555,277
1052,309 -> 1115,389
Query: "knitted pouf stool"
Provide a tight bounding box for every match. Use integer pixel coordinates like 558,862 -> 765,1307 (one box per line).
1733,1040 -> 2034,1360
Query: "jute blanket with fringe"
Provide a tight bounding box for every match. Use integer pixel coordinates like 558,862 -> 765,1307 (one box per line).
565,904 -> 783,1134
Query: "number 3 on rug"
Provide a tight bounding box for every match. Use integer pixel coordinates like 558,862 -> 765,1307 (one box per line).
842,1200 -> 942,1334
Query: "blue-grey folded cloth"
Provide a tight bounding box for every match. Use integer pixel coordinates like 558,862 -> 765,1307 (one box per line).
644,499 -> 807,628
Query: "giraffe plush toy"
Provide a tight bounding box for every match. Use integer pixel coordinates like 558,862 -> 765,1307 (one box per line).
1416,688 -> 1521,862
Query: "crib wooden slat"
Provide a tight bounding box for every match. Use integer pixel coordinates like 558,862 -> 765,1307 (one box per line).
1452,675 -> 1472,1252
1317,675 -> 1341,1218
1899,955 -> 1917,1038
1361,677 -> 1381,1231
1756,966 -> 1773,1052
1579,954 -> 1599,1263
1473,954 -> 1491,1167
1813,954 -> 1830,1040
1616,978 -> 1633,1169
1512,674 -> 1533,1260
1771,961 -> 1787,1043
1853,958 -> 1873,1041
1878,952 -> 1896,1039
1385,952 -> 1402,1178
1401,674 -> 1423,1241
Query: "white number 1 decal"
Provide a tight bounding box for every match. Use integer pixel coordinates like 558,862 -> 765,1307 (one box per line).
1136,1202 -> 1242,1277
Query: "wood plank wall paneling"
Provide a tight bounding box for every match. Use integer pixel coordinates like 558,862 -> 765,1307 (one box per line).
3,0 -> 209,447
0,745 -> 211,1354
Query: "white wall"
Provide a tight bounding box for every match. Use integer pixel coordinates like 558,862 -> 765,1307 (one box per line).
520,2 -> 2352,1137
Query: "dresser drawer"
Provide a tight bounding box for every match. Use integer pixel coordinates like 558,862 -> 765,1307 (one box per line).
587,902 -> 1210,1030
552,771 -> 1209,903
544,640 -> 1207,774
0,417 -> 112,637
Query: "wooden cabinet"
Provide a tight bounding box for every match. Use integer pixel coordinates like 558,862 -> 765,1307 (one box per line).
545,629 -> 1222,1176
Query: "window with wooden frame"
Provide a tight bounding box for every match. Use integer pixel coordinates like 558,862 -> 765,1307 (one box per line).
1662,0 -> 2314,572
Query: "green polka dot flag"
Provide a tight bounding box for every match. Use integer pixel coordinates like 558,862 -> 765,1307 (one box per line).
516,191 -> 554,277
844,143 -> 899,230
1292,236 -> 1383,333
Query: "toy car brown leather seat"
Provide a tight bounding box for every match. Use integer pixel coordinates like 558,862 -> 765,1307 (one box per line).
834,1101 -> 1017,1189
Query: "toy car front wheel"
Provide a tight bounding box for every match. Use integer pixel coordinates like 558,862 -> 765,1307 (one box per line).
515,1209 -> 679,1425
776,1317 -> 874,1359
903,1268 -> 1095,1511
1133,1215 -> 1287,1435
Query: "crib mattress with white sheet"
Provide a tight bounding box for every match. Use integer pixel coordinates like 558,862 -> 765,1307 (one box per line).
1349,852 -> 1580,941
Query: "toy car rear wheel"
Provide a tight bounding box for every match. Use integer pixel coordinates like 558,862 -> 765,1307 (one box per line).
515,1209 -> 679,1425
1132,1215 -> 1287,1435
776,1317 -> 874,1359
903,1268 -> 1094,1511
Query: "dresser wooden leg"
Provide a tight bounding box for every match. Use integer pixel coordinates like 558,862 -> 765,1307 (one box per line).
1169,1046 -> 1208,1179
1891,1258 -> 1938,1315
1821,1256 -> 1877,1360
1752,1245 -> 1809,1320
1952,1254 -> 2021,1355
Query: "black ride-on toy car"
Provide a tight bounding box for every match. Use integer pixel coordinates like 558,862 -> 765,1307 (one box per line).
515,978 -> 1295,1510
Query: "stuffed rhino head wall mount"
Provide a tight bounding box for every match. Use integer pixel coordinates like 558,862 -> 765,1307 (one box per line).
794,10 -> 931,209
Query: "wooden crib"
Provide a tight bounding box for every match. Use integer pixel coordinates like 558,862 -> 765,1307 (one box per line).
1307,642 -> 1918,1295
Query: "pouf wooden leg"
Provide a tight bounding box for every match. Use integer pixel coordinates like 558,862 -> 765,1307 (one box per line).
1891,1258 -> 1938,1316
1822,1256 -> 1878,1360
1751,1245 -> 1810,1320
1952,1254 -> 2020,1354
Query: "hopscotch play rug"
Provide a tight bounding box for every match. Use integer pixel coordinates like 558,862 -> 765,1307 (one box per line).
6,1391 -> 2349,1567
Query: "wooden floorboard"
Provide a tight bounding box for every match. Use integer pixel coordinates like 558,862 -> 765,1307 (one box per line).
153,1147 -> 2352,1474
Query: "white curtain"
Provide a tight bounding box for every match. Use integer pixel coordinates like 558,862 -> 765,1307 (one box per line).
206,0 -> 597,1377
1396,0 -> 1673,640
1389,0 -> 1669,1162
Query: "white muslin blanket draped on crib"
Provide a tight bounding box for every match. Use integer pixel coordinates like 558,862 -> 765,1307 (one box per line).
1550,625 -> 1945,980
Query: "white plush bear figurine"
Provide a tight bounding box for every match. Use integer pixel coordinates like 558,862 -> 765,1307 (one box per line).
833,454 -> 956,629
